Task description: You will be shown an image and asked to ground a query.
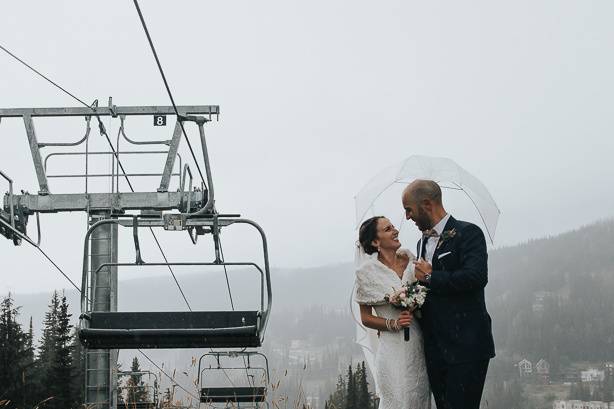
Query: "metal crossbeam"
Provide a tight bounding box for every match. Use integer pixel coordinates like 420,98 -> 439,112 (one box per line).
1,105 -> 218,195
0,105 -> 219,118
4,191 -> 204,215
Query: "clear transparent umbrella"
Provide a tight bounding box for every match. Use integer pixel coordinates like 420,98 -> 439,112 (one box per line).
355,155 -> 501,244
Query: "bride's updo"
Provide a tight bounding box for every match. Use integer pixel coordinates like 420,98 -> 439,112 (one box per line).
358,216 -> 384,255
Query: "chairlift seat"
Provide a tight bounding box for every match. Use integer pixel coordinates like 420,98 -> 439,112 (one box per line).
200,387 -> 267,403
79,310 -> 261,349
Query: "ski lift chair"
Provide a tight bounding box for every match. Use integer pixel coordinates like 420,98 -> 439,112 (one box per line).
117,371 -> 159,409
78,215 -> 272,349
198,351 -> 269,408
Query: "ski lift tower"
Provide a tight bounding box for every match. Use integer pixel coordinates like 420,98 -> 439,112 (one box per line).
0,103 -> 218,408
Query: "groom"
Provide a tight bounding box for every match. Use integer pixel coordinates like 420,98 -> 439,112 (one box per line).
402,180 -> 495,409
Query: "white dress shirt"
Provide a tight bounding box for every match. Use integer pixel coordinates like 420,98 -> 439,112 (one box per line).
424,213 -> 450,263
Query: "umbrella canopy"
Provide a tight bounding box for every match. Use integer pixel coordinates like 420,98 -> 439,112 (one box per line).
355,155 -> 500,243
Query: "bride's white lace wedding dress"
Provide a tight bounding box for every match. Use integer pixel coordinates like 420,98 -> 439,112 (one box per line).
354,249 -> 431,409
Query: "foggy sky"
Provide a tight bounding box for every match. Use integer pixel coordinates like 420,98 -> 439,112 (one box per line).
2,0 -> 614,294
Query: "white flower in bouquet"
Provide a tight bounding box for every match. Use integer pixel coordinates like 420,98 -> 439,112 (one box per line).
384,282 -> 429,312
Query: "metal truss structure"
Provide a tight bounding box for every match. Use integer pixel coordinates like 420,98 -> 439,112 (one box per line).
0,104 -> 272,409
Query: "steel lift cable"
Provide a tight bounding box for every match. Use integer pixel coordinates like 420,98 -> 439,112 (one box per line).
131,0 -> 207,187
0,43 -> 193,311
131,0 -> 239,314
94,114 -> 193,311
0,44 -> 91,107
0,217 -> 81,293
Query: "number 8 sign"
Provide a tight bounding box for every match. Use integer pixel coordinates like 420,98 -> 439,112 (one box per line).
153,115 -> 167,126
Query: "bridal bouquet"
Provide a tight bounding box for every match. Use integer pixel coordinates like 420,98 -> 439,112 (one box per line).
384,282 -> 429,341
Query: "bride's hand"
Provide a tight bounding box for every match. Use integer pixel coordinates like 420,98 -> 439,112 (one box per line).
398,310 -> 413,328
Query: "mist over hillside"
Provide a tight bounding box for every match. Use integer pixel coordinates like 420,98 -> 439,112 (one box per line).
14,218 -> 614,334
9,218 -> 614,406
12,261 -> 355,341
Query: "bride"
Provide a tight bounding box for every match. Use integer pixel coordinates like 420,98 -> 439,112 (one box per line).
354,216 -> 431,409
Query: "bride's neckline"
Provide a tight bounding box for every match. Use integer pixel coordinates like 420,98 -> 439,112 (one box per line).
377,252 -> 410,282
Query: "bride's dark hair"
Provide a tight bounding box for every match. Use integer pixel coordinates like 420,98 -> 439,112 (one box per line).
358,216 -> 384,255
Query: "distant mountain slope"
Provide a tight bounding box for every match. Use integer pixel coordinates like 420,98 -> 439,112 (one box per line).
488,218 -> 614,298
487,219 -> 614,366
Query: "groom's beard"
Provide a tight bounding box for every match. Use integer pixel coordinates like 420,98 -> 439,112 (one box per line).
414,209 -> 432,232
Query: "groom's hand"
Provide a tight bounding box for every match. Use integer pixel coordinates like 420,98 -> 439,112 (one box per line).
413,258 -> 433,283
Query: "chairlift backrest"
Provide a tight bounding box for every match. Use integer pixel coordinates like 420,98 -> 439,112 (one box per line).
78,216 -> 272,350
198,351 -> 270,408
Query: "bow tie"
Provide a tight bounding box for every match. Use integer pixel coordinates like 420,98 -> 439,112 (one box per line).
423,229 -> 439,238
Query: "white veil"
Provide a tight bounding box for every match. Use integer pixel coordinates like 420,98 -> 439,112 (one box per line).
350,243 -> 382,396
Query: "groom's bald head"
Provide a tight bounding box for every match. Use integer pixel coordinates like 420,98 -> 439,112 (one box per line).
403,180 -> 442,205
402,180 -> 446,231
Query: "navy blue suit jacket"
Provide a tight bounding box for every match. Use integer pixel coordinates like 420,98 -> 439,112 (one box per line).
417,216 -> 495,365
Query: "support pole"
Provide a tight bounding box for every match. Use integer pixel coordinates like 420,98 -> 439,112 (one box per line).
85,213 -> 118,409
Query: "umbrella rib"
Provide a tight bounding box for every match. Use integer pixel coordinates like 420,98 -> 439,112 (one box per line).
355,180 -> 399,228
451,181 -> 496,244
438,185 -> 464,191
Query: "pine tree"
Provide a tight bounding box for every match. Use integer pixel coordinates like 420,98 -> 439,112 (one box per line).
604,369 -> 614,402
35,291 -> 75,409
69,328 -> 84,407
345,365 -> 356,409
55,293 -> 74,408
0,293 -> 34,409
356,362 -> 371,409
124,357 -> 150,405
22,316 -> 36,408
325,362 -> 380,409
36,290 -> 60,401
